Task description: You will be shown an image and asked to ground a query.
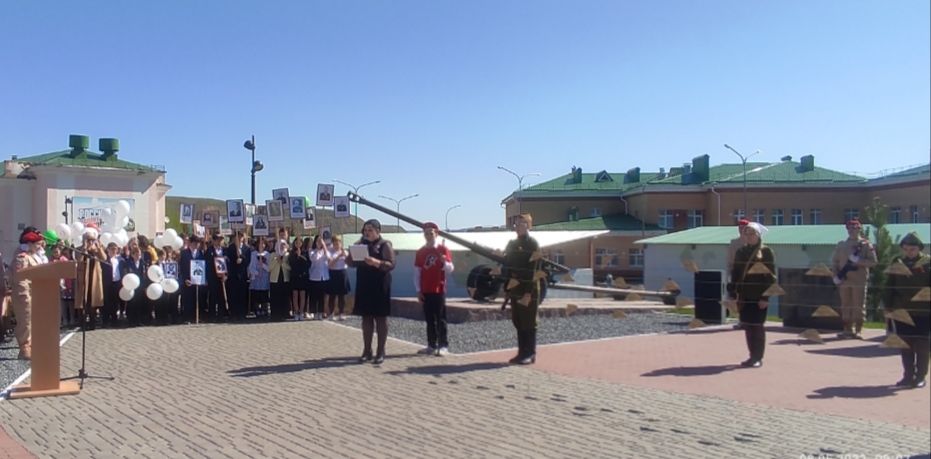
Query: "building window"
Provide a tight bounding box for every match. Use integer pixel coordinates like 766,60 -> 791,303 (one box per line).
732,209 -> 745,223
771,209 -> 784,226
890,207 -> 901,224
590,207 -> 601,218
552,250 -> 565,265
752,209 -> 765,223
595,248 -> 619,267
687,210 -> 703,228
791,208 -> 803,225
568,207 -> 579,221
844,208 -> 859,222
809,208 -> 822,225
911,205 -> 920,223
628,248 -> 644,267
658,209 -> 674,229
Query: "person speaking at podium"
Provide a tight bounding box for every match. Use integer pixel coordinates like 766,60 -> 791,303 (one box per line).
10,228 -> 46,360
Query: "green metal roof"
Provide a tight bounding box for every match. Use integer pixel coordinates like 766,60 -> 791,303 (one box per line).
13,149 -> 160,172
533,214 -> 662,232
872,164 -> 930,180
636,223 -> 931,246
525,172 -> 661,192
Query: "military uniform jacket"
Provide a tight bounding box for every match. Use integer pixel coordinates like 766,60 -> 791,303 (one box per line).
503,234 -> 542,298
12,251 -> 42,306
730,243 -> 776,302
884,253 -> 931,318
831,237 -> 877,285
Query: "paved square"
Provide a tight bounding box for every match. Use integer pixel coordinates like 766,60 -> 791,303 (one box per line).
0,321 -> 928,458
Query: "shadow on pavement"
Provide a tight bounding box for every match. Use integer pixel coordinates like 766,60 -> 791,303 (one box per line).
807,384 -> 905,399
641,364 -> 741,377
228,356 -> 366,377
385,362 -> 510,376
805,345 -> 898,359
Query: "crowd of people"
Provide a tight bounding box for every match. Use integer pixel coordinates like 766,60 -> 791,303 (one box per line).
1,214 -> 926,389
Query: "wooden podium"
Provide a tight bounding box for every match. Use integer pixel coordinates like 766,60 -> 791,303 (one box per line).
8,261 -> 81,399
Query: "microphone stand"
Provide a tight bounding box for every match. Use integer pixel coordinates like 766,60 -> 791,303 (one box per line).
62,244 -> 115,389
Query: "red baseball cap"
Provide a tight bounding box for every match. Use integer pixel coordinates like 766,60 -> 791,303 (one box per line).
423,222 -> 439,231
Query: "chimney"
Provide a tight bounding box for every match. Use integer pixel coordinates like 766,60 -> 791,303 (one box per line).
799,155 -> 815,172
624,167 -> 641,183
691,154 -> 710,182
69,134 -> 90,159
781,155 -> 792,162
99,138 -> 120,161
656,167 -> 666,179
682,163 -> 692,175
573,166 -> 583,184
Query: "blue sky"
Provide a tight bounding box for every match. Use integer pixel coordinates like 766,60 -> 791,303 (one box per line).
2,0 -> 928,229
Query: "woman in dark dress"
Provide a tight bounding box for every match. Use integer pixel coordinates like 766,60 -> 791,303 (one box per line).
350,219 -> 395,364
288,237 -> 308,320
728,222 -> 775,368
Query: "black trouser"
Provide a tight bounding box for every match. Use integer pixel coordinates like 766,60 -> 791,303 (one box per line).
901,336 -> 930,382
743,324 -> 766,362
226,277 -> 247,319
270,279 -> 291,321
102,281 -> 121,326
308,281 -> 327,316
181,284 -> 207,323
422,293 -> 449,348
207,280 -> 228,321
510,292 -> 539,358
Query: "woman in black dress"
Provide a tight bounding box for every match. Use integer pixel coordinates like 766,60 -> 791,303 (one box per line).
350,219 -> 395,364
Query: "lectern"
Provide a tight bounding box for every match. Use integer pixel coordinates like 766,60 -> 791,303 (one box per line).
8,261 -> 81,399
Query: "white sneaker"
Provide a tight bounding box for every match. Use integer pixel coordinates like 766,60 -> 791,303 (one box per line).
338,315 -> 346,321
418,346 -> 436,355
436,347 -> 449,357
304,312 -> 312,320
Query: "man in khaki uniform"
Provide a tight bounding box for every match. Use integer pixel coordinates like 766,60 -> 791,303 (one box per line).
831,218 -> 877,339
11,228 -> 45,360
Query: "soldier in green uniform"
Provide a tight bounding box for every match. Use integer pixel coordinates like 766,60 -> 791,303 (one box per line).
884,232 -> 930,389
728,222 -> 775,368
503,213 -> 542,365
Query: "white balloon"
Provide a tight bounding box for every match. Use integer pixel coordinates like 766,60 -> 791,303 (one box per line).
171,236 -> 184,251
100,233 -> 113,247
153,235 -> 164,248
161,278 -> 180,294
119,287 -> 135,302
56,223 -> 72,241
145,283 -> 163,300
122,273 -> 140,290
102,208 -> 114,221
116,200 -> 131,217
70,221 -> 85,235
165,228 -> 178,239
147,264 -> 165,283
120,216 -> 130,228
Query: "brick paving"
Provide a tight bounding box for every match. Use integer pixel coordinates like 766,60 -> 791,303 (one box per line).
0,321 -> 928,458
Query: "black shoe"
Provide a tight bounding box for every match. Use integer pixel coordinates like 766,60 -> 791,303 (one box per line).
508,353 -> 523,364
912,379 -> 927,389
372,354 -> 385,365
358,353 -> 373,364
517,354 -> 536,365
895,377 -> 914,387
740,359 -> 761,368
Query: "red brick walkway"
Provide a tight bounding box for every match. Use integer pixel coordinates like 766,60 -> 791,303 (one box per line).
470,325 -> 931,428
0,425 -> 34,459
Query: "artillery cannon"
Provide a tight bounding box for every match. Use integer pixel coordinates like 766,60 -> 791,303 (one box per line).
346,192 -> 679,305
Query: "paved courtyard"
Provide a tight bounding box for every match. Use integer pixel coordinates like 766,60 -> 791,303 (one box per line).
0,320 -> 929,458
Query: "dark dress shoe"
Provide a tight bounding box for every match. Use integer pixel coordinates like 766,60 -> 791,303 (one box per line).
508,354 -> 523,364
912,379 -> 927,389
358,353 -> 373,364
895,377 -> 914,387
517,354 -> 536,365
740,359 -> 762,368
372,354 -> 385,365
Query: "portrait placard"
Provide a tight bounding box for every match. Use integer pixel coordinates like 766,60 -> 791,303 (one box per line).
316,184 -> 335,207
226,199 -> 245,223
334,196 -> 351,218
266,199 -> 284,222
180,203 -> 194,224
289,196 -> 307,219
253,214 -> 269,236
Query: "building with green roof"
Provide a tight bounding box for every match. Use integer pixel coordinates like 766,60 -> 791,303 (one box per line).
1,135 -> 170,257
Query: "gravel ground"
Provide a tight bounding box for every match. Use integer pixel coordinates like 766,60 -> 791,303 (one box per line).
1,328 -> 74,393
337,312 -> 694,354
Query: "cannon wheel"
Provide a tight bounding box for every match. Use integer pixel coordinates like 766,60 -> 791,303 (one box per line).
466,265 -> 502,301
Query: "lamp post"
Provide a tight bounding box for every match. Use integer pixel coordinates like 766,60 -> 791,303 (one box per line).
497,166 -> 540,222
723,144 -> 759,221
445,204 -> 462,231
62,196 -> 73,224
334,179 -> 381,232
378,193 -> 419,230
244,135 -> 264,205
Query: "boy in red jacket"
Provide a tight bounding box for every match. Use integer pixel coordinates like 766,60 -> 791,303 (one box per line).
414,222 -> 455,356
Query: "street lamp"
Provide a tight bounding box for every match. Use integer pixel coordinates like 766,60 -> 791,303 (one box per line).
244,135 -> 264,205
62,196 -> 73,224
445,204 -> 462,231
723,144 -> 760,221
378,193 -> 419,230
334,179 -> 381,232
497,166 -> 540,221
